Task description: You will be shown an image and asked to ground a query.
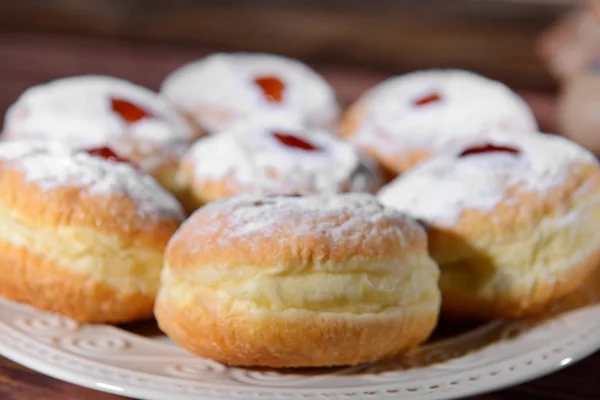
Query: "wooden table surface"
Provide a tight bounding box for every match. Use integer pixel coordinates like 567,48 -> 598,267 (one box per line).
0,32 -> 598,400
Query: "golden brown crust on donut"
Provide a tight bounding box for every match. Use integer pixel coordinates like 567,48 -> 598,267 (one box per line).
0,151 -> 183,323
148,161 -> 182,196
432,162 -> 600,241
0,240 -> 155,323
166,197 -> 428,274
426,161 -> 600,319
0,165 -> 179,251
441,246 -> 600,319
374,148 -> 432,180
177,166 -> 255,209
427,162 -> 600,263
155,292 -> 439,367
150,160 -> 199,215
338,101 -> 366,140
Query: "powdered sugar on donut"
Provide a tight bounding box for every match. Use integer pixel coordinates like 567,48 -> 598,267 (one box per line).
187,193 -> 420,247
160,53 -> 340,132
378,131 -> 598,226
2,75 -> 196,172
349,69 -> 538,157
0,141 -> 184,220
182,120 -> 380,195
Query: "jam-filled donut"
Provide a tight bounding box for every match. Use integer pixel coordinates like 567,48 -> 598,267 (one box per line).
340,69 -> 538,176
177,120 -> 382,208
2,75 -> 200,197
160,52 -> 340,133
378,131 -> 600,319
0,141 -> 184,323
155,193 -> 441,367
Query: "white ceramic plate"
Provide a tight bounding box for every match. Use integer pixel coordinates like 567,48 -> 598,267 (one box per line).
1,269 -> 600,400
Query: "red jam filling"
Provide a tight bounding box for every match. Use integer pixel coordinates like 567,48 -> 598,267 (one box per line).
254,76 -> 285,103
111,97 -> 153,123
413,92 -> 443,107
87,147 -> 131,165
273,132 -> 320,152
459,144 -> 521,158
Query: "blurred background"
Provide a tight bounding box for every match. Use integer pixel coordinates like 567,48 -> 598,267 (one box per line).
0,0 -> 597,146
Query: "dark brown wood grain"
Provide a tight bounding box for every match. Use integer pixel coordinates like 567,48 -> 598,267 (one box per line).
0,0 -> 583,91
0,31 -> 596,400
0,357 -> 120,400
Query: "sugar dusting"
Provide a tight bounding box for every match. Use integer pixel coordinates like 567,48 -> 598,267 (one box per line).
185,193 -> 419,248
0,140 -> 185,220
182,119 -> 380,195
160,52 -> 340,132
349,69 -> 538,157
378,131 -> 599,226
2,75 -> 196,172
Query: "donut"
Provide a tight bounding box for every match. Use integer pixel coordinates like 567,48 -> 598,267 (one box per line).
339,69 -> 538,176
177,120 -> 383,209
160,52 -> 340,133
2,75 -> 200,198
378,130 -> 600,319
155,194 -> 440,367
0,141 -> 185,323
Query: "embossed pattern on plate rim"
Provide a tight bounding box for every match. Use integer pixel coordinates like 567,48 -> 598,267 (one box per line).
0,294 -> 600,400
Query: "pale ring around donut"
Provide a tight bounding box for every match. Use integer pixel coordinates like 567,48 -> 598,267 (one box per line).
155,193 -> 441,367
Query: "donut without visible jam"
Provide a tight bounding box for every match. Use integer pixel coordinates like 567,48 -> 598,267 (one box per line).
155,193 -> 441,367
